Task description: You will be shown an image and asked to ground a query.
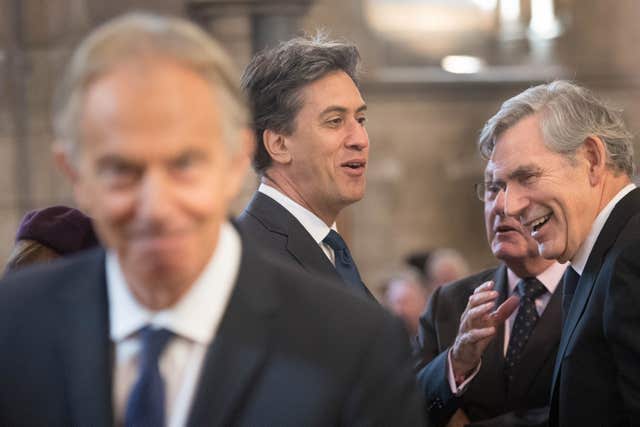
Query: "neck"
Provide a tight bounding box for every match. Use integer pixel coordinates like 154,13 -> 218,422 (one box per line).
262,171 -> 338,226
596,172 -> 632,214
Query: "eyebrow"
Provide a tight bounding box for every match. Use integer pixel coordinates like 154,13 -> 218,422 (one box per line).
319,104 -> 368,116
485,164 -> 542,182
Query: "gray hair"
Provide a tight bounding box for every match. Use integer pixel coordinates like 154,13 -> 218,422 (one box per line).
53,12 -> 248,156
240,34 -> 361,174
478,80 -> 635,176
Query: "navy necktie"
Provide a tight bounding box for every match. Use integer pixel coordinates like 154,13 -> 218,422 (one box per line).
562,266 -> 580,322
125,326 -> 173,427
323,230 -> 365,293
505,277 -> 547,384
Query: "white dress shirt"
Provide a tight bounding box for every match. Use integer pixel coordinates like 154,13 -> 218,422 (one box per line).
108,222 -> 241,427
448,261 -> 567,395
258,183 -> 338,264
570,183 -> 636,275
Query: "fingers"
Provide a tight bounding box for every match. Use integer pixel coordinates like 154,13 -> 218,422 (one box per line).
458,326 -> 496,344
489,295 -> 520,324
473,281 -> 494,294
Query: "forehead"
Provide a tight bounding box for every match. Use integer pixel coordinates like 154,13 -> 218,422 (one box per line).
80,58 -> 223,152
486,114 -> 554,178
297,70 -> 364,115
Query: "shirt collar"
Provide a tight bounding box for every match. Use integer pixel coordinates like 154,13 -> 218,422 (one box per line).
107,221 -> 241,345
507,261 -> 567,295
571,183 -> 636,275
258,183 -> 337,243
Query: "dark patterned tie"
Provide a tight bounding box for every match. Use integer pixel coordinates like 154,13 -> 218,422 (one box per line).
323,230 -> 365,293
505,278 -> 547,384
125,326 -> 174,427
562,266 -> 580,322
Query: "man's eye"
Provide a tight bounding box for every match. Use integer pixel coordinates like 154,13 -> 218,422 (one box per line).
327,117 -> 343,126
357,116 -> 367,125
99,163 -> 140,187
172,155 -> 195,170
486,183 -> 502,193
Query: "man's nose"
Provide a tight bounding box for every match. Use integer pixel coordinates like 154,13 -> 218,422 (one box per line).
137,170 -> 173,221
503,184 -> 529,218
345,119 -> 369,151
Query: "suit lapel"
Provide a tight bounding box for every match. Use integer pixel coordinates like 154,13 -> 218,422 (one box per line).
245,192 -> 341,281
551,188 -> 640,399
488,264 -> 508,374
57,250 -> 113,427
186,244 -> 279,427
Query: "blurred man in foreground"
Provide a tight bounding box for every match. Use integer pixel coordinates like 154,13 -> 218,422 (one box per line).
416,157 -> 566,426
0,13 -> 424,426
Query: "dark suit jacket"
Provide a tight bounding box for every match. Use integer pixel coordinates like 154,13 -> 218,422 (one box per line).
237,191 -> 374,299
0,241 -> 424,426
416,264 -> 563,427
549,188 -> 640,427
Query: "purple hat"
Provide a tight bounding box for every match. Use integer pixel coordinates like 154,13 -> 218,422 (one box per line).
15,206 -> 99,255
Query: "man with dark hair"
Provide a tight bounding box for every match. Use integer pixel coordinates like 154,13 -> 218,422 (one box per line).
416,160 -> 566,427
0,13 -> 425,426
478,80 -> 640,426
238,36 -> 373,299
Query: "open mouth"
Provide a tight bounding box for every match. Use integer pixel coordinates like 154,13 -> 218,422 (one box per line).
530,213 -> 552,233
496,224 -> 517,233
341,161 -> 366,170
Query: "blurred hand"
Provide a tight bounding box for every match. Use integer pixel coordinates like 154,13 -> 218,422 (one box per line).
450,280 -> 519,379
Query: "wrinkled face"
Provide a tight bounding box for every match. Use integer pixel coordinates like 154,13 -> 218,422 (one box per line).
284,70 -> 369,219
483,164 -> 541,264
72,59 -> 248,288
487,114 -> 598,263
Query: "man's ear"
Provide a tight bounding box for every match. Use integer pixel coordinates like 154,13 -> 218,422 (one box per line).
262,129 -> 292,165
53,142 -> 89,211
580,136 -> 607,186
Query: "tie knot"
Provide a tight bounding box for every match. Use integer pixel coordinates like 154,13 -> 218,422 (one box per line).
323,230 -> 347,253
139,326 -> 173,366
517,277 -> 546,301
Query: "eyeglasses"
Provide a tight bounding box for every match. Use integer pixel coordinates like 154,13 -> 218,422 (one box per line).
474,181 -> 507,202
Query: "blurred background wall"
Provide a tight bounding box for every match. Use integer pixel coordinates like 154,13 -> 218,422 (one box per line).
2,0 -> 640,293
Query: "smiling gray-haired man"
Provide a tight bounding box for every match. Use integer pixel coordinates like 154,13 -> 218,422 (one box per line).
477,80 -> 640,427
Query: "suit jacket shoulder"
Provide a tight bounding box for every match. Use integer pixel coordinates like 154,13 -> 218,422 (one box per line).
237,191 -> 374,299
189,242 -> 424,426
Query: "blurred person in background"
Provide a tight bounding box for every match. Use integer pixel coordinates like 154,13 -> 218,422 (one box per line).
4,205 -> 98,274
382,268 -> 429,343
425,247 -> 470,288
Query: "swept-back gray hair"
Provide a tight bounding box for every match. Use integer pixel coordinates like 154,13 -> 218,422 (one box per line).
53,12 -> 248,155
478,80 -> 635,176
240,34 -> 361,174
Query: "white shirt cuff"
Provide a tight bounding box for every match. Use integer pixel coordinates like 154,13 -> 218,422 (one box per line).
447,348 -> 482,396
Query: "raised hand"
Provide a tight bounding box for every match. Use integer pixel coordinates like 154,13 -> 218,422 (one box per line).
450,280 -> 519,380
